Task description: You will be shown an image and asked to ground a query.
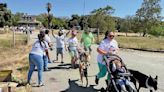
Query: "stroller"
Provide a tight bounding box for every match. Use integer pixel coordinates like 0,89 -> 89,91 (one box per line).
101,53 -> 137,92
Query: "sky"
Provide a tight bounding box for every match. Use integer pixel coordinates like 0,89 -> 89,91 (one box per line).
1,0 -> 164,18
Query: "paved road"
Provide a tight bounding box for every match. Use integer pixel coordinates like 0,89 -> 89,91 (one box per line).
30,34 -> 164,92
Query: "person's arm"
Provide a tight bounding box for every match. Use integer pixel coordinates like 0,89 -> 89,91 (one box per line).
64,38 -> 68,51
44,41 -> 51,60
65,30 -> 70,37
97,48 -> 108,55
112,63 -> 117,72
52,30 -> 56,38
114,41 -> 119,54
47,36 -> 53,48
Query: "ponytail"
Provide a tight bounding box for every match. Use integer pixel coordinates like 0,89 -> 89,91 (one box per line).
104,31 -> 109,40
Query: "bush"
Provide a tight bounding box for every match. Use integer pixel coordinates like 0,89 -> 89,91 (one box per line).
149,26 -> 164,36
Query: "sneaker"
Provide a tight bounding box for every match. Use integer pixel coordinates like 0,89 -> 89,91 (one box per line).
95,76 -> 99,85
38,83 -> 45,87
48,60 -> 52,63
44,68 -> 51,71
26,81 -> 30,85
61,61 -> 64,64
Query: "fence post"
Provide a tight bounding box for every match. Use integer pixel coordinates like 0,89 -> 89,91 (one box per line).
27,29 -> 30,45
12,28 -> 15,47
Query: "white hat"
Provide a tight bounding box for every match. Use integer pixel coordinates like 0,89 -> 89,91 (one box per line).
60,29 -> 65,33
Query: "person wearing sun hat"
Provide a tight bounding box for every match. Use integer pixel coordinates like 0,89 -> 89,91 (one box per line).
95,31 -> 119,85
67,28 -> 79,68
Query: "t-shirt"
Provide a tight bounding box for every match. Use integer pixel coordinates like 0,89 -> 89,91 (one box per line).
30,40 -> 49,56
97,38 -> 118,65
82,32 -> 94,47
54,34 -> 65,48
45,34 -> 51,43
67,37 -> 78,51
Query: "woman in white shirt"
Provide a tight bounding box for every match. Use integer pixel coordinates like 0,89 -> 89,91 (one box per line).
27,31 -> 48,87
95,31 -> 119,85
67,29 -> 79,68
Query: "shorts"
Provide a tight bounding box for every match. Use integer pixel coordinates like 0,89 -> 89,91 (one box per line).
69,50 -> 78,57
57,48 -> 64,54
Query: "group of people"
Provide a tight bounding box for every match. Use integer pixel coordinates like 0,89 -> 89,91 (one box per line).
27,27 -> 94,86
26,27 -> 135,91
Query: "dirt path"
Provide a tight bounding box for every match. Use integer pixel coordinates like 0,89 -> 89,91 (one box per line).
29,35 -> 164,92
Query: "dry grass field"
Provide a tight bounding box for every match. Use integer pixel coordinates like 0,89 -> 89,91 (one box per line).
94,32 -> 164,51
0,31 -> 31,90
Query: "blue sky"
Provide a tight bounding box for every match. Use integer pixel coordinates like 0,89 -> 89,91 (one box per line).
1,0 -> 164,18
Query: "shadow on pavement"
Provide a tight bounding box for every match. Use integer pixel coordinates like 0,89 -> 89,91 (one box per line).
49,63 -> 79,70
61,79 -> 100,92
49,63 -> 72,69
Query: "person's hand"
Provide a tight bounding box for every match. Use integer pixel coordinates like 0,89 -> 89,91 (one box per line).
106,51 -> 113,56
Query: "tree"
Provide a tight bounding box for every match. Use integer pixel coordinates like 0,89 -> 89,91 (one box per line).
90,5 -> 115,33
12,12 -> 24,26
79,15 -> 89,30
68,14 -> 81,28
136,0 -> 162,36
90,5 -> 115,43
46,2 -> 52,28
0,3 -> 12,27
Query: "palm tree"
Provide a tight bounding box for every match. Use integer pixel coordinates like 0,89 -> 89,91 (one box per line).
46,2 -> 52,28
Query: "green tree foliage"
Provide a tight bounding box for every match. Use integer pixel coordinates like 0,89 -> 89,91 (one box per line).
36,13 -> 48,27
136,0 -> 162,36
68,14 -> 81,28
79,16 -> 89,30
0,3 -> 12,27
90,5 -> 116,33
51,18 -> 68,29
12,12 -> 24,26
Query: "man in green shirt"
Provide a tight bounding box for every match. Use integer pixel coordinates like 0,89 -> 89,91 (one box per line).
81,30 -> 94,54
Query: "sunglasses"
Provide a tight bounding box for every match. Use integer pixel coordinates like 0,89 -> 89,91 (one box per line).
109,35 -> 114,38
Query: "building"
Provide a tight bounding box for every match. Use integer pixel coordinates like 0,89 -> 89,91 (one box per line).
18,14 -> 41,27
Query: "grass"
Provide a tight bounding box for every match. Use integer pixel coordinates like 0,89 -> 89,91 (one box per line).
52,30 -> 164,51
0,31 -> 31,92
93,32 -> 164,51
0,32 -> 27,48
115,36 -> 164,51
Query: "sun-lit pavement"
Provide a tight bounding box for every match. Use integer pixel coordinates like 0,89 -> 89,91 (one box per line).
30,33 -> 164,92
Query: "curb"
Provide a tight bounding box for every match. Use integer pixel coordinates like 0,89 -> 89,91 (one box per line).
119,47 -> 164,53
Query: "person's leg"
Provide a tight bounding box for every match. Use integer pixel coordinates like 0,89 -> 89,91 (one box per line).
61,53 -> 64,63
74,50 -> 79,65
117,79 -> 128,92
56,48 -> 59,61
69,50 -> 75,67
125,80 -> 137,92
43,55 -> 50,71
34,55 -> 44,85
95,63 -> 107,84
97,63 -> 107,79
89,45 -> 92,55
60,48 -> 64,63
27,54 -> 36,83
